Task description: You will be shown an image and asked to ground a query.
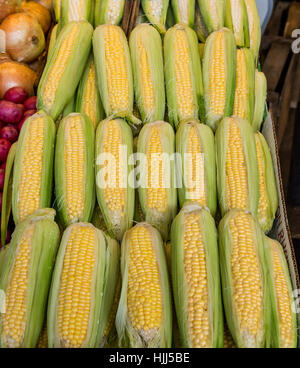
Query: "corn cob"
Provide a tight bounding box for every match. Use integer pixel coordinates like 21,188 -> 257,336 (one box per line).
265,237 -> 297,348
194,1 -> 209,42
95,118 -> 134,241
91,205 -> 108,233
0,209 -> 60,348
47,24 -> 58,63
244,0 -> 261,64
129,24 -> 165,124
75,55 -> 104,129
36,323 -> 48,348
94,0 -> 125,26
225,0 -> 250,47
252,70 -> 267,131
48,223 -> 120,348
137,121 -> 177,240
164,24 -> 205,129
215,117 -> 259,217
254,132 -> 278,233
219,209 -> 270,348
12,111 -> 55,224
1,142 -> 16,246
116,222 -> 172,348
171,203 -> 223,347
93,25 -> 141,131
171,0 -> 195,27
141,0 -> 170,34
53,0 -> 61,21
202,28 -> 236,131
233,48 -> 255,123
37,21 -> 93,121
60,0 -> 94,29
54,113 -> 95,228
197,0 -> 225,34
176,120 -> 216,216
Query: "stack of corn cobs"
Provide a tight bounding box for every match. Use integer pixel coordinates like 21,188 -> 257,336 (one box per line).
0,0 -> 297,349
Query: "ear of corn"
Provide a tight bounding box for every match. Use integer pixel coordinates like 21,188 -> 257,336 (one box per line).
171,203 -> 223,348
202,28 -> 236,131
12,111 -> 55,225
164,24 -> 205,129
137,121 -> 177,240
197,0 -> 225,34
60,0 -> 94,29
116,222 -> 172,348
129,24 -> 165,124
54,113 -> 95,228
194,1 -> 209,42
47,25 -> 58,63
37,21 -> 93,121
0,209 -> 60,348
141,0 -> 170,34
94,0 -> 125,26
47,223 -> 109,348
75,55 -> 104,129
225,0 -> 250,47
215,116 -> 259,216
219,209 -> 270,348
224,325 -> 237,348
1,142 -> 16,246
95,118 -> 134,241
265,237 -> 297,348
252,70 -> 267,131
176,120 -> 216,216
53,0 -> 61,21
244,0 -> 261,65
233,48 -> 255,123
171,0 -> 195,27
254,132 -> 278,233
36,323 -> 48,348
62,95 -> 75,118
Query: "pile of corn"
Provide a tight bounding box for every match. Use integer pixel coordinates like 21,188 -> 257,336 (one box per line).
0,0 -> 297,348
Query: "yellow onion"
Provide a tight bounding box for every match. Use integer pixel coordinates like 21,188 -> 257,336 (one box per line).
33,0 -> 52,11
22,1 -> 51,33
0,0 -> 21,22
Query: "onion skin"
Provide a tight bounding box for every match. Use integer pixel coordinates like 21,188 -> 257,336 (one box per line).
33,0 -> 52,11
0,0 -> 21,22
0,61 -> 36,98
0,13 -> 45,63
22,1 -> 52,33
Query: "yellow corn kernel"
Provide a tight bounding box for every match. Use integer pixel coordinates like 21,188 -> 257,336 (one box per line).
82,61 -> 99,128
43,24 -> 80,109
64,116 -> 85,221
2,226 -> 34,348
57,225 -> 96,348
37,324 -> 48,348
229,212 -> 263,338
209,31 -> 226,115
102,120 -> 125,212
146,127 -> 167,212
255,135 -> 268,227
104,25 -> 130,113
233,49 -> 248,119
183,214 -> 210,347
18,118 -> 45,222
225,119 -> 248,210
127,225 -> 162,338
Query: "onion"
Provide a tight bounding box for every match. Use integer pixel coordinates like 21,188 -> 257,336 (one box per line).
33,0 -> 52,11
0,61 -> 36,98
4,86 -> 28,103
0,13 -> 45,63
0,0 -> 21,22
22,1 -> 51,34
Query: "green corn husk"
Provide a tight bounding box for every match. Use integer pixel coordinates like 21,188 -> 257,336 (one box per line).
254,132 -> 278,233
244,0 -> 261,65
47,24 -> 58,63
194,1 -> 209,42
48,223 -> 119,348
137,121 -> 177,240
94,0 -> 125,26
176,119 -> 216,216
252,70 -> 267,132
171,0 -> 195,27
75,55 -> 104,129
91,205 -> 108,233
116,222 -> 172,348
166,4 -> 175,29
141,0 -> 170,34
225,0 -> 250,47
37,21 -> 93,121
53,0 -> 61,21
202,27 -> 236,131
95,118 -> 134,241
54,113 -> 95,228
197,0 -> 225,34
62,95 -> 75,118
129,24 -> 165,124
219,209 -> 270,348
0,209 -> 60,348
264,237 -> 297,348
215,116 -> 259,217
59,0 -> 94,29
171,203 -> 223,348
164,24 -> 205,129
12,111 -> 55,225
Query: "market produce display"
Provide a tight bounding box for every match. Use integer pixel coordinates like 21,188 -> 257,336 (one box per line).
0,0 -> 297,349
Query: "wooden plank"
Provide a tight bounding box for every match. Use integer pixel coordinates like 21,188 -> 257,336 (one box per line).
267,91 -> 280,131
265,1 -> 290,36
260,35 -> 292,53
288,206 -> 300,239
284,1 -> 300,38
